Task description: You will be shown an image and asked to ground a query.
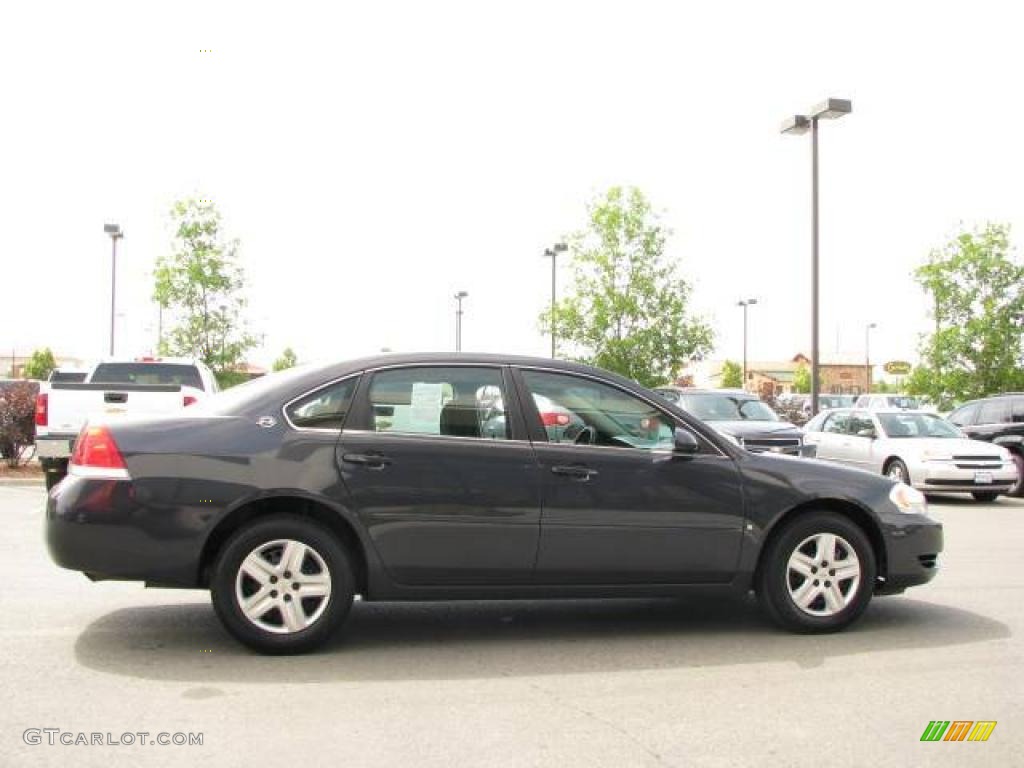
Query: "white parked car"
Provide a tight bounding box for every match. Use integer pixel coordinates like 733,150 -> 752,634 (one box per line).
853,394 -> 920,410
803,408 -> 1019,502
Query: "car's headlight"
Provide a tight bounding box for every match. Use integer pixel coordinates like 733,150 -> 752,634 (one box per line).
920,449 -> 952,462
889,483 -> 929,515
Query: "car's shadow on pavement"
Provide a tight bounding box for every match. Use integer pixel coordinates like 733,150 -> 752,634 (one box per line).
73,595 -> 1010,685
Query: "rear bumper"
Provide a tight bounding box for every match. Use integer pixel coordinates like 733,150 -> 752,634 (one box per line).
45,475 -> 206,587
877,513 -> 943,594
35,434 -> 77,459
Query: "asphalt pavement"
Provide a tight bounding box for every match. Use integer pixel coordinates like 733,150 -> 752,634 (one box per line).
1,484 -> 1021,767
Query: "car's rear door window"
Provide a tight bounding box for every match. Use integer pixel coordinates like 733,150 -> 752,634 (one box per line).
366,367 -> 509,440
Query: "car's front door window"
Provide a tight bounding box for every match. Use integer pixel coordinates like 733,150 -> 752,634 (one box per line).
521,370 -> 675,451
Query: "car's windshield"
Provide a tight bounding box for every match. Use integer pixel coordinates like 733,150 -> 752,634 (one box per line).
886,396 -> 920,409
680,394 -> 779,421
877,412 -> 961,439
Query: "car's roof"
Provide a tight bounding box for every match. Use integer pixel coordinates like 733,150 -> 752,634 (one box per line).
656,387 -> 754,396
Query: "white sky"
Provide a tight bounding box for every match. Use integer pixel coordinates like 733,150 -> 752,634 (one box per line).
3,0 -> 1023,372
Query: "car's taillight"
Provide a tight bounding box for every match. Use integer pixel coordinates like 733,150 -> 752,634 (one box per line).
35,392 -> 48,427
183,395 -> 197,407
540,412 -> 571,427
69,425 -> 130,480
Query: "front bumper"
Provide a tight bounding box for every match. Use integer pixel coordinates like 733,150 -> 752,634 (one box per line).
910,459 -> 1017,494
877,511 -> 943,594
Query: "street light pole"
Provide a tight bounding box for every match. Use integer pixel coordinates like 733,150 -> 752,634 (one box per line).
103,223 -> 123,356
737,298 -> 757,389
543,242 -> 568,358
454,291 -> 468,352
865,322 -> 877,394
781,98 -> 852,417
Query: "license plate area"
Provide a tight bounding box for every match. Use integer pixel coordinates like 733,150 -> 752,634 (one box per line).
974,471 -> 994,484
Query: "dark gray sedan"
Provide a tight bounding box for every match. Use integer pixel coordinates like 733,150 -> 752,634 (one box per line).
46,353 -> 942,653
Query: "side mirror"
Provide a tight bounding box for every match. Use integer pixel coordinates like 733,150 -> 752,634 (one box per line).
673,427 -> 699,455
856,428 -> 876,439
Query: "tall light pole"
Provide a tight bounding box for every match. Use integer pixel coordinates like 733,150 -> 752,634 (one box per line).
103,223 -> 123,356
454,291 -> 468,352
737,298 -> 757,390
781,97 -> 852,417
542,242 -> 568,358
865,322 -> 877,395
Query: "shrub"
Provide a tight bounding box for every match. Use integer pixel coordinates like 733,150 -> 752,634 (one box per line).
0,381 -> 38,467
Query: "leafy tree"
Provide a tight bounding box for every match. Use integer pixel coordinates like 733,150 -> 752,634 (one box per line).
273,347 -> 298,372
539,186 -> 714,387
908,223 -> 1024,408
720,360 -> 743,389
23,348 -> 56,380
792,363 -> 811,394
153,199 -> 258,379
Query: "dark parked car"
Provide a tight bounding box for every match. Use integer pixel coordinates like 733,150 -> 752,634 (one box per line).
654,387 -> 807,456
947,393 -> 1024,496
47,354 -> 942,654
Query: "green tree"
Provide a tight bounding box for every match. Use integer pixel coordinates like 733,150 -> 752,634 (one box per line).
792,363 -> 811,394
720,360 -> 743,389
273,347 -> 298,372
153,199 -> 257,379
23,348 -> 57,380
539,186 -> 714,387
909,223 -> 1024,408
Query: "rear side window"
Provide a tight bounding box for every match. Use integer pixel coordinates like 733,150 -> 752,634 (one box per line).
285,378 -> 358,431
90,363 -> 203,390
949,403 -> 978,426
978,399 -> 1010,425
367,367 -> 509,440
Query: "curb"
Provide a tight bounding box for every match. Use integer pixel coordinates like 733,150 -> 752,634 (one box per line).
0,479 -> 45,488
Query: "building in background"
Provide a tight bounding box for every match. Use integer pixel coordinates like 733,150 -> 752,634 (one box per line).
682,353 -> 872,396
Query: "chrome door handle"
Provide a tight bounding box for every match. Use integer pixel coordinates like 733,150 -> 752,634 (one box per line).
341,453 -> 392,469
551,465 -> 598,481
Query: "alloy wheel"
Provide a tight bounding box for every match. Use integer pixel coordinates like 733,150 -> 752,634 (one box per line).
234,539 -> 332,634
786,533 -> 861,617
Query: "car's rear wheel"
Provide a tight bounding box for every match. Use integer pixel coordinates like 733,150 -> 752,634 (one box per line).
758,512 -> 876,633
211,515 -> 354,654
1008,453 -> 1024,498
885,459 -> 910,485
971,491 -> 1000,502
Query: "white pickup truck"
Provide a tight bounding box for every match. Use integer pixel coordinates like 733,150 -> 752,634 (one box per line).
35,358 -> 219,489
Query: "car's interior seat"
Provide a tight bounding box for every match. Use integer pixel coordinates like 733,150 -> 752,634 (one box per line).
440,400 -> 482,438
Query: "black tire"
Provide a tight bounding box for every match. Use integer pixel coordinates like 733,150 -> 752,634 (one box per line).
971,491 -> 1000,502
758,511 -> 877,633
211,515 -> 354,654
884,458 -> 910,485
1008,453 -> 1024,498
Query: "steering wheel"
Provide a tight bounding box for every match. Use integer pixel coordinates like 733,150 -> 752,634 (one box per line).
572,425 -> 597,446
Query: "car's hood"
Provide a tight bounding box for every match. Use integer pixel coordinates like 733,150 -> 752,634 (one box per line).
710,420 -> 802,439
879,436 -> 1007,458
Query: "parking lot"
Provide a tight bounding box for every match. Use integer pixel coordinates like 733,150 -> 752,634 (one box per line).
1,484 -> 1021,767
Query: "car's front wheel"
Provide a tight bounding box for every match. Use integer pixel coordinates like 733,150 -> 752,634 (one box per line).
211,515 -> 354,654
1008,453 -> 1024,498
758,512 -> 876,633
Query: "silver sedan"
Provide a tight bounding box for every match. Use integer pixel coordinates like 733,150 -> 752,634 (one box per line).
803,408 -> 1019,501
